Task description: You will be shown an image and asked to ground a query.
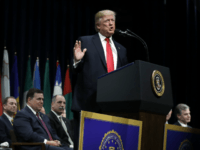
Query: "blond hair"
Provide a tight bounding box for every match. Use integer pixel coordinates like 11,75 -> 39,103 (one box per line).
95,10 -> 116,32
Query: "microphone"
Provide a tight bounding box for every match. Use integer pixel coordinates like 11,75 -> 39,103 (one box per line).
115,29 -> 133,37
115,29 -> 150,62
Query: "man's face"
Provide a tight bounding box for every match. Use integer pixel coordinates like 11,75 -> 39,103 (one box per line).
28,93 -> 44,112
52,95 -> 66,115
177,108 -> 191,124
3,98 -> 17,115
97,15 -> 115,37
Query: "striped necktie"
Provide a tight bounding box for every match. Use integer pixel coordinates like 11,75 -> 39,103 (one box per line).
36,113 -> 53,141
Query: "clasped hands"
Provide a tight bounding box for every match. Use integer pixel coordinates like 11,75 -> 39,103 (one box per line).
46,140 -> 61,147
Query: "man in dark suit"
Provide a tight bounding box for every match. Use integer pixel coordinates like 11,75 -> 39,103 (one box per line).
47,95 -> 74,148
0,96 -> 17,147
174,103 -> 192,128
72,9 -> 128,150
13,88 -> 72,150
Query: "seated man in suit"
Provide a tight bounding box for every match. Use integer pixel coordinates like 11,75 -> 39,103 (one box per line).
174,103 -> 191,128
13,88 -> 73,150
47,95 -> 74,148
0,96 -> 17,147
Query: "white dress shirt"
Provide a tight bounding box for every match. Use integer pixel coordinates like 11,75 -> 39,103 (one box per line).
73,32 -> 118,70
4,112 -> 13,125
27,105 -> 48,144
98,32 -> 118,70
51,110 -> 74,148
178,120 -> 188,127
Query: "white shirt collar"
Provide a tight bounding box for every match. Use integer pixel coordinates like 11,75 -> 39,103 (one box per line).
51,110 -> 62,120
27,104 -> 37,115
98,32 -> 113,44
3,112 -> 13,122
178,120 -> 188,127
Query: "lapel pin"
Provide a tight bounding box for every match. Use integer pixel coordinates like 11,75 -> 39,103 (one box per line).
118,47 -> 120,49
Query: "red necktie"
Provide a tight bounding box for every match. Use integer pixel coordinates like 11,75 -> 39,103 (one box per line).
105,38 -> 114,73
36,113 -> 53,141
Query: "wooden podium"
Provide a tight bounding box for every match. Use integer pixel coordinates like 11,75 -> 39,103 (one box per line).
96,60 -> 173,150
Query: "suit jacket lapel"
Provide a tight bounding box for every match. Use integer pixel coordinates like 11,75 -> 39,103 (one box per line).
2,113 -> 13,129
39,112 -> 55,136
50,111 -> 61,125
25,106 -> 47,133
113,40 -> 123,68
92,34 -> 107,69
92,34 -> 124,70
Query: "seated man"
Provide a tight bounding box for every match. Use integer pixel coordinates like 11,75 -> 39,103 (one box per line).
0,96 -> 17,147
174,103 -> 191,128
47,95 -> 74,148
13,88 -> 73,150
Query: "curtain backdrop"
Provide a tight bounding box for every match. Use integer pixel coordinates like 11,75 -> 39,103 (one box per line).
0,0 -> 199,128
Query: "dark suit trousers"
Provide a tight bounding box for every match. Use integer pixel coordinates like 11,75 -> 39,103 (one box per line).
73,111 -> 80,150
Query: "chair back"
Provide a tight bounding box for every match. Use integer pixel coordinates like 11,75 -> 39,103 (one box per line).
10,130 -> 17,143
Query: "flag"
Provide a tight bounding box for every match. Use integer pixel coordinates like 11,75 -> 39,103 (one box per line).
43,58 -> 51,114
10,54 -> 20,111
23,56 -> 32,108
0,74 -> 2,116
53,61 -> 62,96
1,46 -> 10,100
33,57 -> 41,89
63,65 -> 73,120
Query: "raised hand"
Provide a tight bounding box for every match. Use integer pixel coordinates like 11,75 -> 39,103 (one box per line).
73,40 -> 87,63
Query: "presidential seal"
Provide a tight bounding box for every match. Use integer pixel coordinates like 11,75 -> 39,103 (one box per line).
99,130 -> 124,150
152,70 -> 165,97
179,139 -> 193,150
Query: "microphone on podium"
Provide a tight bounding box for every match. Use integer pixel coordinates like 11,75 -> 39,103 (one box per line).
115,29 -> 150,62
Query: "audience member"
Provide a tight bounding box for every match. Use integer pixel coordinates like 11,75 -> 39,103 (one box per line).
13,88 -> 72,150
47,95 -> 74,148
174,103 -> 191,128
0,96 -> 17,147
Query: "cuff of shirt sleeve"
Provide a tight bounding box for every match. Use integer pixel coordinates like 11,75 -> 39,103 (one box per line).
44,139 -> 47,144
73,59 -> 81,68
0,142 -> 9,147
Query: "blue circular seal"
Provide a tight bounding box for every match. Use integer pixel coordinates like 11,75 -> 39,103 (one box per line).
99,130 -> 124,150
179,139 -> 193,150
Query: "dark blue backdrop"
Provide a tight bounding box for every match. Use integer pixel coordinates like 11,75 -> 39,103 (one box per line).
0,0 -> 199,128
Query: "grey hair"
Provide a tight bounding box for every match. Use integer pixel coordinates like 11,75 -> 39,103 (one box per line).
175,103 -> 190,118
94,10 -> 116,32
52,95 -> 59,103
52,95 -> 63,103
